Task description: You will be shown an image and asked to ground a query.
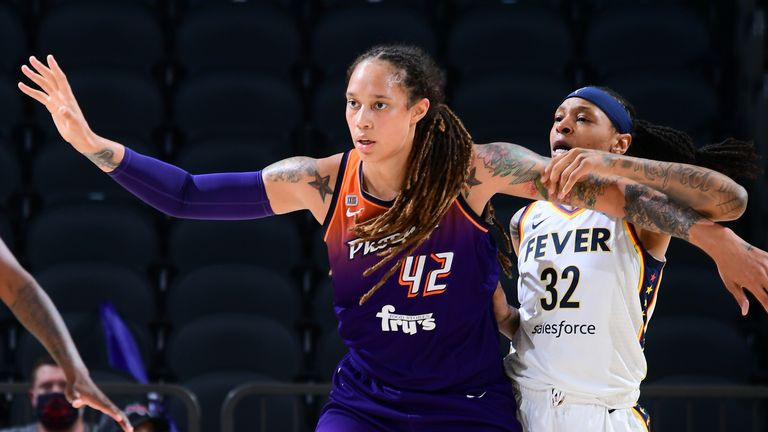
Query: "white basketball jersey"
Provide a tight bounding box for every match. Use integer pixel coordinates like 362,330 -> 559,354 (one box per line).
505,201 -> 665,407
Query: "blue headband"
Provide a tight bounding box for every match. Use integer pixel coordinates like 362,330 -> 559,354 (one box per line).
563,87 -> 633,134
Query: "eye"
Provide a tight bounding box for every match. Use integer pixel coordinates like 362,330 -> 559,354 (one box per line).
374,102 -> 388,110
554,115 -> 563,122
346,100 -> 359,109
576,116 -> 589,123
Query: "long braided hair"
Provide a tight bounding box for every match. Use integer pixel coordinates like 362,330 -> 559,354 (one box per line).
600,87 -> 760,179
347,45 -> 478,305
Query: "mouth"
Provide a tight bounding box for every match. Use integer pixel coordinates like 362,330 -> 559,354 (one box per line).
355,139 -> 376,151
551,140 -> 571,157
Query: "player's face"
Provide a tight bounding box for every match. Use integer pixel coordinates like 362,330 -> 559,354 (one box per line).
345,59 -> 429,164
549,97 -> 628,157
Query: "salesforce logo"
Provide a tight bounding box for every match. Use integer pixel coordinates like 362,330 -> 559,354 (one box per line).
531,320 -> 597,338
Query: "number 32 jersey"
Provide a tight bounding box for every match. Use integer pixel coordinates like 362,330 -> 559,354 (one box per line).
323,150 -> 506,392
505,202 -> 665,406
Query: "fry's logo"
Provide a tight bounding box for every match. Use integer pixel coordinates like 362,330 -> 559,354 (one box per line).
375,305 -> 436,335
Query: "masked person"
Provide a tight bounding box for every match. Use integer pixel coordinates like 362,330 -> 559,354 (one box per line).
0,357 -> 104,432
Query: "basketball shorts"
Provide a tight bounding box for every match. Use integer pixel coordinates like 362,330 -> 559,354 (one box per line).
316,354 -> 523,432
514,384 -> 650,432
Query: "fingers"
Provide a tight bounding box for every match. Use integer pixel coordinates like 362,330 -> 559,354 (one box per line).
47,55 -> 77,100
18,82 -> 50,106
544,152 -> 573,198
729,284 -> 750,316
557,160 -> 586,200
749,285 -> 768,314
47,55 -> 66,80
21,64 -> 53,95
110,410 -> 133,432
29,56 -> 58,91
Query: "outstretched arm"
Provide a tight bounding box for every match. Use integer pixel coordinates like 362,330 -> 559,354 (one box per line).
0,239 -> 132,431
543,148 -> 748,221
19,55 -> 341,223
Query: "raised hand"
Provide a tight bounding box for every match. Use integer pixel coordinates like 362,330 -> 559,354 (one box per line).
542,148 -> 610,200
707,229 -> 768,316
18,55 -> 97,152
19,55 -> 125,171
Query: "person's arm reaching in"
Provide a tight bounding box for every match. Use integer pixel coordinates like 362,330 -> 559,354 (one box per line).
0,239 -> 132,431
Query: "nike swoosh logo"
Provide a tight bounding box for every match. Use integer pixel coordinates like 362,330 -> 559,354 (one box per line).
531,217 -> 549,230
346,208 -> 363,217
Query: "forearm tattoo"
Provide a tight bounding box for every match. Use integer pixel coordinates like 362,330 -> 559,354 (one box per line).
263,157 -> 334,202
477,143 -> 541,185
85,149 -> 119,170
674,165 -> 713,192
10,281 -> 69,363
567,175 -> 611,208
713,182 -> 745,217
623,183 -> 702,241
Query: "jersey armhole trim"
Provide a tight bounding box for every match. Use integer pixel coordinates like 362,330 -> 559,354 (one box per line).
456,195 -> 489,232
516,202 -> 537,240
624,222 -> 665,267
322,150 -> 351,241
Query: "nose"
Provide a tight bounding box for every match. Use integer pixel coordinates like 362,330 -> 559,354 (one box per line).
355,106 -> 373,130
556,117 -> 573,135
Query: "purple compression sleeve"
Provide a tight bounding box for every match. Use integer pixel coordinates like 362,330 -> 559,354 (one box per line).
107,147 -> 274,220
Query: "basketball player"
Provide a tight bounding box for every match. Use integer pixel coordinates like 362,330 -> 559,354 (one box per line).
496,86 -> 764,432
20,48 -> 768,431
0,236 -> 132,431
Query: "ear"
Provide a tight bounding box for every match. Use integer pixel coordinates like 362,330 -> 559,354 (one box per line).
410,97 -> 430,125
611,133 -> 632,154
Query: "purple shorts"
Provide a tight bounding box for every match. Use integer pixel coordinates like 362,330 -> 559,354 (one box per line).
316,355 -> 522,432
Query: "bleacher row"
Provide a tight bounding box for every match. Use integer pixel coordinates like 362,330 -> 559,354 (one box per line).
0,0 -> 765,430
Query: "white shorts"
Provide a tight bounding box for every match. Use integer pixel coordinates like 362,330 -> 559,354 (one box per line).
514,385 -> 650,432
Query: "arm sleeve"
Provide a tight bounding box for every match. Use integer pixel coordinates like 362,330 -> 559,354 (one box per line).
107,147 -> 274,220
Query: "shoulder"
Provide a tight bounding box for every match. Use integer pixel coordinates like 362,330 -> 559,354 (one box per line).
315,152 -> 345,175
509,205 -> 531,232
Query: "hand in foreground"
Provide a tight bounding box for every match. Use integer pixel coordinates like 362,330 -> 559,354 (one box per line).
709,229 -> 768,316
542,148 -> 615,200
67,370 -> 133,432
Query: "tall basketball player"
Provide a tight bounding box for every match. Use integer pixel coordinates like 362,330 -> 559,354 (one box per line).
499,86 -> 764,432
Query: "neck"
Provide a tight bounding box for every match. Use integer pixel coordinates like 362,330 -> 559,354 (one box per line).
361,157 -> 407,201
360,132 -> 414,201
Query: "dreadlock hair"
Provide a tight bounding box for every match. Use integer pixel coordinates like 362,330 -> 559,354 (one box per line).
598,87 -> 760,179
347,45 -> 480,305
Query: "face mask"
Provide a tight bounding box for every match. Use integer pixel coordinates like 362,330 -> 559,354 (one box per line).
35,392 -> 79,430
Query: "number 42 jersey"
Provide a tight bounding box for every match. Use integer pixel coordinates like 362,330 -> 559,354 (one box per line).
323,150 -> 507,392
505,202 -> 665,407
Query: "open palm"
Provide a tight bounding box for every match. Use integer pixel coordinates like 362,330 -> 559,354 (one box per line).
18,55 -> 95,151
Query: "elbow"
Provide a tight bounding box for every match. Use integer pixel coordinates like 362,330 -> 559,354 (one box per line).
714,184 -> 748,221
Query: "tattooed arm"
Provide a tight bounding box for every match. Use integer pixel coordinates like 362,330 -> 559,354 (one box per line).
543,148 -> 748,221
263,154 -> 344,223
561,175 -> 768,314
0,239 -> 133,431
472,142 -> 768,313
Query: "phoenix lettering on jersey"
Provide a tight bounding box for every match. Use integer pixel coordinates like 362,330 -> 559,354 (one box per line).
532,320 -> 597,338
376,305 -> 436,335
347,226 -> 417,260
523,227 -> 611,263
